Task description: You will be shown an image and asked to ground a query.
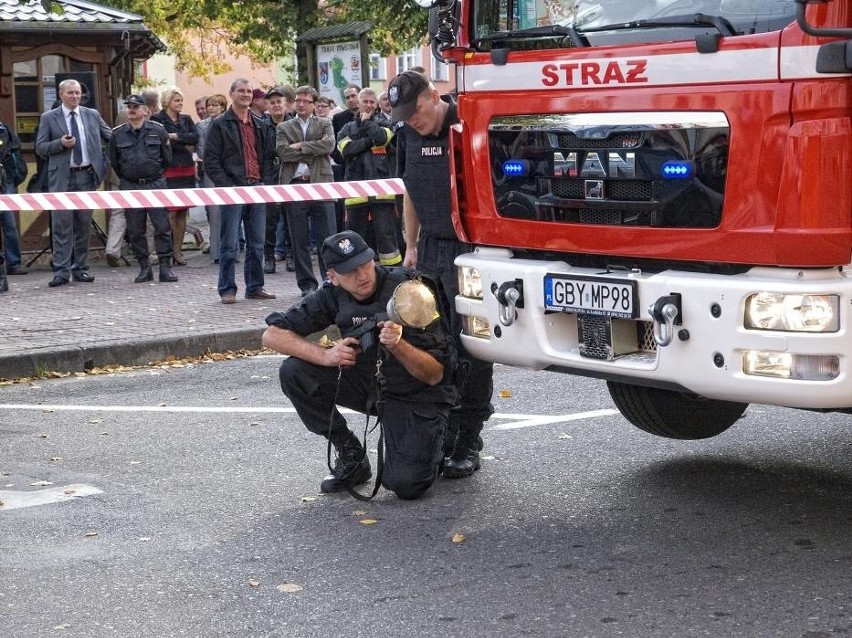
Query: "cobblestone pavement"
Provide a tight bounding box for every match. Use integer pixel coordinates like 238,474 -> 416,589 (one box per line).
0,243 -> 304,379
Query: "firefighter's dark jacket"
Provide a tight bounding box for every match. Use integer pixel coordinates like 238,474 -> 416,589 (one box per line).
109,120 -> 171,183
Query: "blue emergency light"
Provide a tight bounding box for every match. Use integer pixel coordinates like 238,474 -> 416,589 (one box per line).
661,161 -> 693,179
502,160 -> 529,178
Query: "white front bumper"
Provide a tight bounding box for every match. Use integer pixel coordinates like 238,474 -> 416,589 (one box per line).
455,247 -> 852,409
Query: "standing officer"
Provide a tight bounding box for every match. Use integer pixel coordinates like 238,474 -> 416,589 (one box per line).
108,94 -> 178,284
390,70 -> 495,479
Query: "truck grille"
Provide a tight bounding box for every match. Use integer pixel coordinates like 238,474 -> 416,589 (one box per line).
557,132 -> 643,150
551,178 -> 653,202
577,315 -> 657,360
489,112 -> 729,229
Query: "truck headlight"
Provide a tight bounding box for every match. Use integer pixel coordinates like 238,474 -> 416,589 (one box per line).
744,293 -> 838,332
458,266 -> 483,300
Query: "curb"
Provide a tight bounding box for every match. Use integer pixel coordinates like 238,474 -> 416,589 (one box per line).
0,327 -> 264,380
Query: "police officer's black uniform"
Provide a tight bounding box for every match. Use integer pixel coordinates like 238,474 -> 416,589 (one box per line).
396,93 -> 495,476
108,98 -> 177,283
266,264 -> 457,500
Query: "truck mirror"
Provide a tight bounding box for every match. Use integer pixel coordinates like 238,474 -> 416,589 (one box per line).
796,0 -> 851,37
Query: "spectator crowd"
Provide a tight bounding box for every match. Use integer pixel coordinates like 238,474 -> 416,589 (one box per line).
0,75 -> 406,301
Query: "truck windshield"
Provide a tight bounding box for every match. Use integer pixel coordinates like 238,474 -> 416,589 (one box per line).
473,0 -> 797,48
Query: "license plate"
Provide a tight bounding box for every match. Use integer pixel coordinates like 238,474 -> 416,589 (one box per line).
544,274 -> 637,319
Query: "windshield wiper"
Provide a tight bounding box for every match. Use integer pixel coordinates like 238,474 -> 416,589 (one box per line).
475,24 -> 589,48
580,13 -> 737,37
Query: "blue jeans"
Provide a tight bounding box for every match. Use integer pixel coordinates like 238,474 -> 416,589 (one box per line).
217,202 -> 265,297
0,211 -> 22,268
2,182 -> 22,267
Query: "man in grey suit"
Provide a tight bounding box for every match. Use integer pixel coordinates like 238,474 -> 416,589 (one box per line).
35,79 -> 112,287
276,85 -> 337,296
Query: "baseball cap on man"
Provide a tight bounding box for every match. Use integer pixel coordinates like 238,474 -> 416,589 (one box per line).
124,94 -> 146,107
252,88 -> 267,100
321,231 -> 376,274
387,70 -> 430,123
265,86 -> 285,99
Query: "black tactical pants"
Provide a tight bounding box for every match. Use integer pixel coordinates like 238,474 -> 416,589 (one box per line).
279,356 -> 450,499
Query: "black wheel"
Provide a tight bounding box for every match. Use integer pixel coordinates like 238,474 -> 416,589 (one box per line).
606,381 -> 747,440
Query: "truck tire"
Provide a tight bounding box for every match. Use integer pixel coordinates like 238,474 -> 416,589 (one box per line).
606,381 -> 747,440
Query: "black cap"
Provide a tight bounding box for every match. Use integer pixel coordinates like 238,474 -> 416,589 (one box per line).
321,231 -> 375,274
265,86 -> 285,99
124,94 -> 146,107
387,70 -> 430,123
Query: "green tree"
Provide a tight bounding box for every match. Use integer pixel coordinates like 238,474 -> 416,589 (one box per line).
24,0 -> 429,81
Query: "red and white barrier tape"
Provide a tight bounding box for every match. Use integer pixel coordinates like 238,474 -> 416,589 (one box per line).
0,178 -> 405,212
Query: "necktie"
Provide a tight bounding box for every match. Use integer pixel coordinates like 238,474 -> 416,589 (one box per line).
69,111 -> 83,166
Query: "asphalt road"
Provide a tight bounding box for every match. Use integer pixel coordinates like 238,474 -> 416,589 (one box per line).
1,356 -> 850,638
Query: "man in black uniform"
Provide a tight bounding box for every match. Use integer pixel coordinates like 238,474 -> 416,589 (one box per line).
108,94 -> 178,284
390,70 -> 494,479
262,230 -> 456,500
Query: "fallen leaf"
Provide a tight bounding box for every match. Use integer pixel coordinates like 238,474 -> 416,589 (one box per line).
360,519 -> 378,526
84,531 -> 98,538
499,389 -> 512,398
98,432 -> 109,436
138,537 -> 151,542
352,510 -> 367,516
300,496 -> 317,503
88,418 -> 103,425
558,433 -> 572,440
249,579 -> 261,588
50,456 -> 62,462
53,624 -> 71,630
30,480 -> 53,486
36,433 -> 49,439
0,500 -> 4,507
277,583 -> 303,593
452,533 -> 466,544
63,489 -> 76,495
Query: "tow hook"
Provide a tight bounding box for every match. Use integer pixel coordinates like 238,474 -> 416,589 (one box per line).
494,280 -> 524,327
648,293 -> 682,347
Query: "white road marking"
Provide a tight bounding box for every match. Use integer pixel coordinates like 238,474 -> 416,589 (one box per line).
488,409 -> 620,431
0,404 -> 306,414
0,404 -> 620,430
0,483 -> 103,511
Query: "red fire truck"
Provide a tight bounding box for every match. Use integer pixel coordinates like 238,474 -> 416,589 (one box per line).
414,0 -> 852,438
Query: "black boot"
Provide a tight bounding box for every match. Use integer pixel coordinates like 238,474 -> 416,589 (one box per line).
320,433 -> 372,493
134,260 -> 153,283
263,256 -> 276,274
0,262 -> 8,293
442,427 -> 482,479
158,262 -> 178,282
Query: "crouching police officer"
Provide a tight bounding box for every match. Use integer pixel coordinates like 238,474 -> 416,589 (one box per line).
262,230 -> 457,500
108,94 -> 177,283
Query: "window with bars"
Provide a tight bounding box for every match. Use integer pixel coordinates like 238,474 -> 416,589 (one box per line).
395,48 -> 422,73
